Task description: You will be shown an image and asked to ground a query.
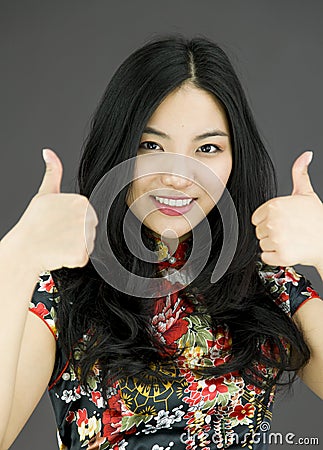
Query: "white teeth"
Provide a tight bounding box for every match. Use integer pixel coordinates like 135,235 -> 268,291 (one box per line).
154,196 -> 193,207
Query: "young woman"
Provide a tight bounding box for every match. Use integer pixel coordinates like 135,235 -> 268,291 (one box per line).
1,34 -> 323,450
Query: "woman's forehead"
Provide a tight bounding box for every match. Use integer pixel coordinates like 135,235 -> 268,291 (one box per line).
144,86 -> 229,136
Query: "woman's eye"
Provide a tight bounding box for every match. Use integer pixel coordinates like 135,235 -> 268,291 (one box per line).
139,141 -> 162,151
197,144 -> 222,154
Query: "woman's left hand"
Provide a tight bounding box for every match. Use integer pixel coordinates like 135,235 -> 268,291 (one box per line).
251,151 -> 323,269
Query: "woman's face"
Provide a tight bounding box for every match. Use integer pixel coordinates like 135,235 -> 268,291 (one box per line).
126,83 -> 233,243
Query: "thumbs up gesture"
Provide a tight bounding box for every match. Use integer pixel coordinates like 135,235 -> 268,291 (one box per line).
10,148 -> 98,272
251,151 -> 323,269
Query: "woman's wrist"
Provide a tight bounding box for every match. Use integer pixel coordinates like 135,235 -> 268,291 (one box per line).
0,225 -> 42,278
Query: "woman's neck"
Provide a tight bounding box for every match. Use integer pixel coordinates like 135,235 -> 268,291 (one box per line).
148,229 -> 192,253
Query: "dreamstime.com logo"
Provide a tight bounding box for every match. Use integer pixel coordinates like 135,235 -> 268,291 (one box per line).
179,421 -> 320,446
85,153 -> 239,296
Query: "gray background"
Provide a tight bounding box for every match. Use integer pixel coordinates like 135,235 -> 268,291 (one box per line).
0,1 -> 322,449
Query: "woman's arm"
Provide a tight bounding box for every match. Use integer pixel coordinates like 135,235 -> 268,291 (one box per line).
1,311 -> 56,450
293,296 -> 323,400
0,233 -> 56,449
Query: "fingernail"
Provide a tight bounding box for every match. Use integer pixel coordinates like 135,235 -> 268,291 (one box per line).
306,151 -> 313,165
42,148 -> 51,163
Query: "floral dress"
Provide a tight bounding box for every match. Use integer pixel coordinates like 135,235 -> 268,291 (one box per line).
29,234 -> 321,450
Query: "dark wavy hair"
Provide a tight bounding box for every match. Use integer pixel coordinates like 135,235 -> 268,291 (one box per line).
51,34 -> 310,401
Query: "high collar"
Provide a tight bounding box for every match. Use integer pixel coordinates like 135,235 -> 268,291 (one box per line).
145,229 -> 193,273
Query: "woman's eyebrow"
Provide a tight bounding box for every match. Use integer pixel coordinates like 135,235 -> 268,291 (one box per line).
143,126 -> 229,141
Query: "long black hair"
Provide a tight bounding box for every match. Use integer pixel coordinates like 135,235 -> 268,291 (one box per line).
51,33 -> 310,400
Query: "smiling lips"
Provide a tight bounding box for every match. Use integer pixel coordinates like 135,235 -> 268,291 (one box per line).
151,195 -> 196,216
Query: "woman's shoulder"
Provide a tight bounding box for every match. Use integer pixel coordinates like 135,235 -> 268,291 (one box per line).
255,256 -> 321,317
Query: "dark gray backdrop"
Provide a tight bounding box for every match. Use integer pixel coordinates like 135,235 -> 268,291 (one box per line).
0,1 -> 322,449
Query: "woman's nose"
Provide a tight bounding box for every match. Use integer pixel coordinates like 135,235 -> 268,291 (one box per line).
160,172 -> 193,189
160,155 -> 195,189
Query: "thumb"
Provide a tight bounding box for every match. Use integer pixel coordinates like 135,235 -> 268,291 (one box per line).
291,150 -> 315,196
37,148 -> 63,195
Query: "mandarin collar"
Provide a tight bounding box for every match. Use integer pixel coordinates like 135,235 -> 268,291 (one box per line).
145,230 -> 193,273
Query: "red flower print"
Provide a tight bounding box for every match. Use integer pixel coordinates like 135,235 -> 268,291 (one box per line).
260,339 -> 283,363
183,389 -> 203,407
66,411 -> 75,423
76,408 -> 88,427
152,294 -> 194,353
284,267 -> 301,285
91,391 -> 102,407
102,407 -> 122,443
215,335 -> 225,348
108,393 -> 121,412
102,393 -> 136,444
207,324 -> 233,365
202,377 -> 228,401
213,355 -> 231,367
184,410 -> 199,425
270,268 -> 285,282
246,384 -> 265,395
38,274 -> 55,293
214,325 -> 231,349
254,362 -> 269,374
30,302 -> 49,319
181,370 -> 195,384
245,366 -> 267,386
184,409 -> 211,426
278,291 -> 289,303
224,370 -> 240,379
306,285 -> 320,298
229,402 -> 255,421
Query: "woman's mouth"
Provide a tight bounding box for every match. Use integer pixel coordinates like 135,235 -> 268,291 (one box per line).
150,195 -> 196,216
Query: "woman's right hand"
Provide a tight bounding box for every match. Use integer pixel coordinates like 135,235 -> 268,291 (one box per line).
2,148 -> 98,273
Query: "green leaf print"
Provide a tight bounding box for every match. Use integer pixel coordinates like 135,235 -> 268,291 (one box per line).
227,382 -> 240,395
120,413 -> 153,432
202,399 -> 217,411
49,306 -> 57,321
178,315 -> 213,352
215,392 -> 230,407
86,374 -> 98,390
